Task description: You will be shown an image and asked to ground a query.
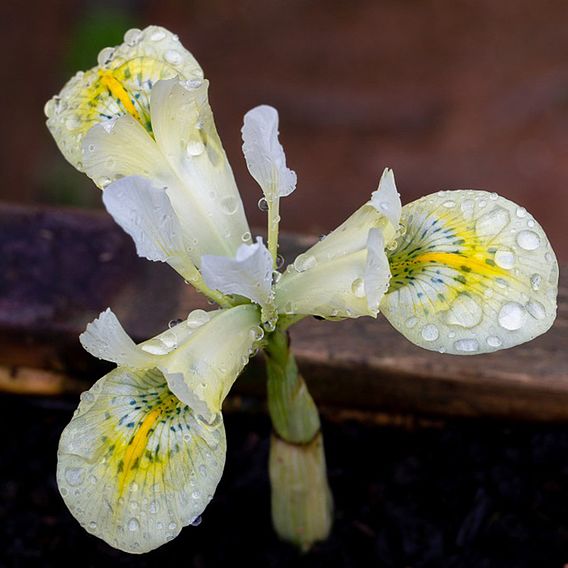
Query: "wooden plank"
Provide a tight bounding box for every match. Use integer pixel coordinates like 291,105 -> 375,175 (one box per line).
1,202 -> 566,421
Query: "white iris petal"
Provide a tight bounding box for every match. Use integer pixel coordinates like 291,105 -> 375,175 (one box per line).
200,238 -> 274,308
242,105 -> 297,201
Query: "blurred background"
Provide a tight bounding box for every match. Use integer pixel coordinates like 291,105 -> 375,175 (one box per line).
2,0 -> 567,259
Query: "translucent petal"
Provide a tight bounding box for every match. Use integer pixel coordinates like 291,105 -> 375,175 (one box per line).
83,115 -> 168,189
57,367 -> 225,554
241,105 -> 297,200
380,190 -> 558,354
161,305 -> 262,421
149,78 -> 252,257
370,168 -> 402,232
101,176 -> 199,281
274,204 -> 392,319
200,238 -> 273,308
45,25 -> 203,171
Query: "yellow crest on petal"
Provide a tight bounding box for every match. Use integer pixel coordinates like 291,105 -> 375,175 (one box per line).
381,190 -> 558,354
57,367 -> 225,553
45,26 -> 203,171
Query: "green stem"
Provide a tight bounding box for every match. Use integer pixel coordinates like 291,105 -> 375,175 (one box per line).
264,328 -> 333,550
264,329 -> 320,443
267,198 -> 280,268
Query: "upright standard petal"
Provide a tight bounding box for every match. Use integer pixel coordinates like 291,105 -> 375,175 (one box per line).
380,190 -> 558,354
45,25 -> 203,171
200,238 -> 274,308
57,367 -> 225,553
82,78 -> 251,263
274,170 -> 397,319
241,105 -> 297,201
149,78 -> 252,257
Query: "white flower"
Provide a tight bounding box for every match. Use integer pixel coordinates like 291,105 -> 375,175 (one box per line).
45,23 -> 559,555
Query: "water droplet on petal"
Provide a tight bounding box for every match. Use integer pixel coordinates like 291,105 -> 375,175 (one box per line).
276,254 -> 285,269
442,200 -> 456,208
150,29 -> 166,41
191,515 -> 202,527
526,300 -> 546,320
487,335 -> 503,348
516,230 -> 540,251
351,278 -> 365,298
186,141 -> 204,157
294,254 -> 317,272
241,231 -> 252,242
406,316 -> 418,328
530,273 -> 542,291
168,318 -> 183,328
97,47 -> 115,67
124,28 -> 142,46
187,309 -> 211,329
454,338 -> 479,352
498,302 -> 526,330
220,195 -> 239,215
65,467 -> 84,487
257,197 -> 269,212
421,324 -> 439,342
89,521 -> 97,530
494,250 -> 515,269
516,207 -> 527,218
127,518 -> 140,532
164,49 -> 182,65
445,294 -> 482,328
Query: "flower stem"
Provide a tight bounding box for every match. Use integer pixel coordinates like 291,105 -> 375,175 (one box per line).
264,328 -> 333,550
267,198 -> 280,268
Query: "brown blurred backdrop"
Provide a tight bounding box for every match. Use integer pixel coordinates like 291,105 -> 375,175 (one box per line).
2,0 -> 567,260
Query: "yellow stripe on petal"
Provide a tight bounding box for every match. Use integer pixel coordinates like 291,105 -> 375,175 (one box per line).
57,367 -> 225,554
45,25 -> 203,172
380,190 -> 558,354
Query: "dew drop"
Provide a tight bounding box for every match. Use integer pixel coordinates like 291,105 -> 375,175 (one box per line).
257,197 -> 269,211
276,254 -> 285,269
516,230 -> 540,251
421,324 -> 439,342
89,521 -> 97,530
445,294 -> 483,328
241,231 -> 252,242
494,250 -> 515,269
530,273 -> 542,291
406,316 -> 418,328
164,49 -> 182,65
150,29 -> 166,41
187,309 -> 211,328
487,335 -> 503,348
498,302 -> 526,331
351,278 -> 365,298
149,501 -> 159,514
65,467 -> 84,487
526,300 -> 546,320
127,518 -> 140,532
516,207 -> 527,218
475,207 -> 510,237
220,195 -> 239,215
186,141 -> 204,157
294,254 -> 317,272
191,515 -> 203,527
168,318 -> 183,328
191,490 -> 200,500
124,28 -> 142,46
442,200 -> 456,208
168,521 -> 177,530
454,338 -> 479,353
97,47 -> 115,67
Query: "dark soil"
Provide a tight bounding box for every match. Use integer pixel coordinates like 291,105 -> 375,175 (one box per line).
2,395 -> 568,568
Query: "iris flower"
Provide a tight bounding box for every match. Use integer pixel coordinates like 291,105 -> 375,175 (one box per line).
45,25 -> 558,553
